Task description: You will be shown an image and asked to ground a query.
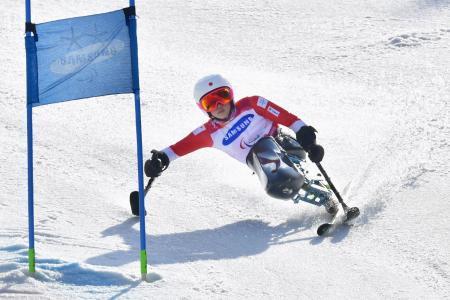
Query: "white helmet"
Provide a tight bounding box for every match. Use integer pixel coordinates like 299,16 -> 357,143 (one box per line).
193,74 -> 233,112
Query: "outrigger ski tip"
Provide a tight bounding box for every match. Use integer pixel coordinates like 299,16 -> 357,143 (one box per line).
317,206 -> 360,236
129,177 -> 155,216
130,191 -> 146,216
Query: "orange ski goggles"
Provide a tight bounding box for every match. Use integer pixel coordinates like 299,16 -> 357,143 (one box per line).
199,87 -> 234,112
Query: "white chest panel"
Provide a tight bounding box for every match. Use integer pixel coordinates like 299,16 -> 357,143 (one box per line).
210,109 -> 275,164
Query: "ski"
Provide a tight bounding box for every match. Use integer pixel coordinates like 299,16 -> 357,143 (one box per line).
317,206 -> 360,236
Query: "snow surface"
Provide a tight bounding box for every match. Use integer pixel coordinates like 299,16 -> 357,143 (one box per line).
1,0 -> 449,298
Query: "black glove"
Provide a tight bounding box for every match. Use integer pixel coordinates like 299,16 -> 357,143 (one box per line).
296,125 -> 324,163
144,150 -> 170,178
308,144 -> 324,163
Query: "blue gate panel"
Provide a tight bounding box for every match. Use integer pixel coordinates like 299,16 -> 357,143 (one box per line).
31,9 -> 133,106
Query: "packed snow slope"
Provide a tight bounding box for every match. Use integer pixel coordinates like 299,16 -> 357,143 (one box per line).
1,0 -> 449,298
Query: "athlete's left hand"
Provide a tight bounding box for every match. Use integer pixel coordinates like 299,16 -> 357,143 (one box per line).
308,144 -> 324,163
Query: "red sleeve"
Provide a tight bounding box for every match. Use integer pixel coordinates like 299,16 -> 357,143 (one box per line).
169,124 -> 213,158
247,96 -> 301,127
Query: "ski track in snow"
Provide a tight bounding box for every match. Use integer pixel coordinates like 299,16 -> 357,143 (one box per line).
1,0 -> 449,298
386,28 -> 450,48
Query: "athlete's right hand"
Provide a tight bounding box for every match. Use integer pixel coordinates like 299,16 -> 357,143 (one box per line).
144,150 -> 170,178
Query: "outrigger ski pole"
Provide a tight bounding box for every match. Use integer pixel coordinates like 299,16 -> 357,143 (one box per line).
314,162 -> 360,236
315,162 -> 349,210
130,177 -> 156,216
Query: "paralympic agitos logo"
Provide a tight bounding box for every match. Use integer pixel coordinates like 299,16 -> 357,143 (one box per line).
222,114 -> 254,146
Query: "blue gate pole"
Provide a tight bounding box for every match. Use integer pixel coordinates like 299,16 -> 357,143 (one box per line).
128,0 -> 147,280
25,0 -> 36,274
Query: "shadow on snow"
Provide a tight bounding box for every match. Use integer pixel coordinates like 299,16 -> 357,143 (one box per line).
86,212 -> 351,267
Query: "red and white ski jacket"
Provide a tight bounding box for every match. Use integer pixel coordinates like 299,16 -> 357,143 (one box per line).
162,96 -> 306,164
